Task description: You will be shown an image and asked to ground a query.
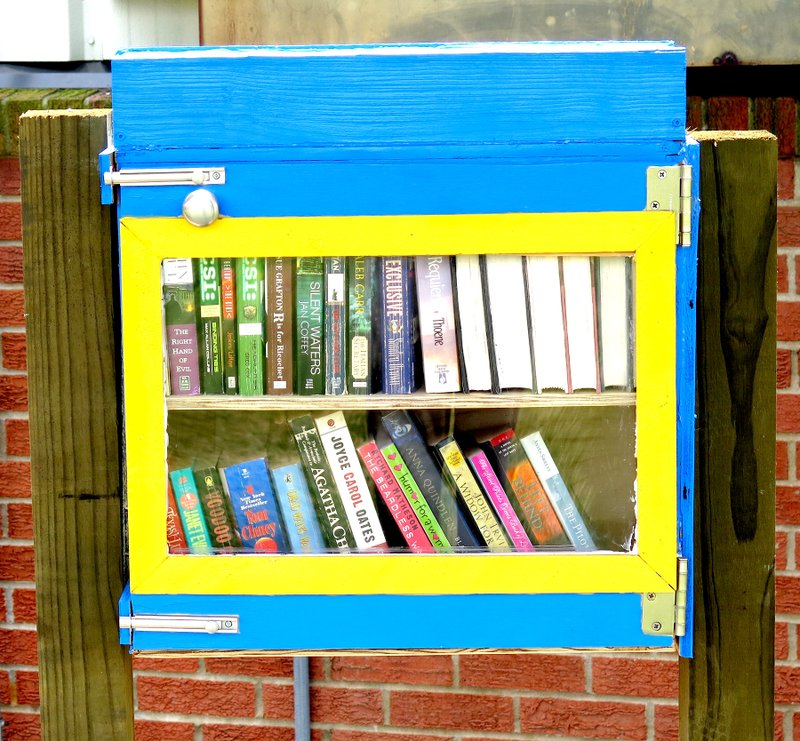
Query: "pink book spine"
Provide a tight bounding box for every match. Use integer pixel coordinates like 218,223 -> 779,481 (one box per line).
358,440 -> 436,554
468,449 -> 535,552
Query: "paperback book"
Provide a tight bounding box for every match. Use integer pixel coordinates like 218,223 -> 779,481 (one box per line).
162,258 -> 201,395
235,257 -> 265,395
220,257 -> 238,394
295,257 -> 324,395
168,467 -> 213,553
347,256 -> 379,394
324,257 -> 346,395
266,257 -> 294,394
453,255 -> 495,392
166,479 -> 188,553
595,256 -> 634,390
381,256 -> 419,394
194,465 -> 241,551
197,257 -> 225,394
561,255 -> 600,392
271,462 -> 326,553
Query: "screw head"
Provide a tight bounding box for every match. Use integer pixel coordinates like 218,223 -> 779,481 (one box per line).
651,621 -> 662,632
657,169 -> 667,179
646,593 -> 656,601
650,200 -> 661,209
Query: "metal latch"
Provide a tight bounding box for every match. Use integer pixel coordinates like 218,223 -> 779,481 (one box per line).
104,167 -> 226,188
646,164 -> 692,247
642,557 -> 689,637
119,613 -> 239,635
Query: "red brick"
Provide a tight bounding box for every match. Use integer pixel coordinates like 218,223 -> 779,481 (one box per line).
777,531 -> 788,571
0,669 -> 10,704
779,159 -> 796,201
777,666 -> 800,704
7,502 -> 33,539
520,697 -> 647,740
0,246 -> 23,284
332,655 -> 453,686
0,375 -> 27,410
205,656 -> 293,677
777,396 -> 800,434
131,655 -> 201,672
776,621 -> 790,660
777,440 -> 790,480
794,710 -> 800,741
0,590 -> 5,622
0,201 -> 22,240
0,290 -> 25,326
309,657 -> 326,680
137,676 -> 256,717
6,418 -> 29,456
778,302 -> 800,341
776,575 -> 800,614
134,720 -> 195,741
331,733 -> 452,741
12,589 -> 37,623
707,97 -> 750,130
781,209 -> 800,248
311,686 -> 384,726
777,486 -> 800,525
778,255 -> 790,294
1,712 -> 40,741
0,628 -> 38,665
0,545 -> 35,580
776,98 -> 797,158
460,653 -> 585,693
592,657 -> 678,698
0,158 -> 21,195
2,332 -> 26,370
262,683 -> 294,720
0,461 -> 31,497
15,670 -> 39,705
686,96 -> 703,131
776,711 -> 785,741
390,691 -> 513,733
654,704 -> 679,741
204,726 -> 294,741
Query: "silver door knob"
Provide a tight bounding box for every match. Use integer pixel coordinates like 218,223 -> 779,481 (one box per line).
182,189 -> 219,227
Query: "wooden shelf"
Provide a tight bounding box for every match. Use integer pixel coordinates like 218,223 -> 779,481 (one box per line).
166,390 -> 636,411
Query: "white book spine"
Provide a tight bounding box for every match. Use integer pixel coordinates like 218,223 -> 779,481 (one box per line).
315,411 -> 387,550
526,255 -> 568,392
562,256 -> 598,391
455,255 -> 493,391
596,256 -> 632,389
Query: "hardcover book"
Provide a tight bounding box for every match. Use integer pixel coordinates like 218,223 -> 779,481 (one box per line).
197,257 -> 224,394
235,257 -> 265,395
347,256 -> 379,394
357,440 -> 435,553
168,467 -> 213,553
315,411 -> 388,550
561,255 -> 601,392
220,257 -> 238,394
466,448 -> 534,552
266,257 -> 294,395
381,256 -> 419,394
324,257 -> 346,395
381,410 -> 480,548
162,258 -> 201,396
435,436 -> 511,551
271,462 -> 326,553
219,458 -> 288,552
415,255 -> 461,393
194,465 -> 242,551
484,428 -> 570,546
595,256 -> 634,390
521,431 -> 596,551
290,414 -> 355,550
166,479 -> 188,553
453,255 -> 495,392
295,257 -> 324,395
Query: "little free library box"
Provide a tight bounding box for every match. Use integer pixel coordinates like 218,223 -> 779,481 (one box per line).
109,41 -> 696,654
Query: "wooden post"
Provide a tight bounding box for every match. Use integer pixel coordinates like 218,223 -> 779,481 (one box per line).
680,131 -> 777,740
20,110 -> 134,740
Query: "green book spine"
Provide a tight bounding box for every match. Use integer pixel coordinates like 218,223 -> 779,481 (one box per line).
347,256 -> 377,394
193,466 -> 242,551
197,258 -> 224,394
295,257 -> 324,395
235,257 -> 264,395
289,415 -> 355,550
220,257 -> 238,394
324,257 -> 346,396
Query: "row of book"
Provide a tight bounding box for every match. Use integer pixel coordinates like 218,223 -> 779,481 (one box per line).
162,254 -> 634,397
167,409 -> 597,555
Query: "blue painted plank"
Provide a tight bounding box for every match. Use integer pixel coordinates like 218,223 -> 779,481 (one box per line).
111,43 -> 685,159
125,591 -> 674,652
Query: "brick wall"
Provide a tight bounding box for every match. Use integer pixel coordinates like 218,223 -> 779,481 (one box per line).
0,89 -> 797,741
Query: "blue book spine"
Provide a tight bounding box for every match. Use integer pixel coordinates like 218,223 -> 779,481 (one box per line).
220,458 -> 289,552
381,256 -> 417,394
168,468 -> 213,554
271,463 -> 326,554
380,410 -> 480,548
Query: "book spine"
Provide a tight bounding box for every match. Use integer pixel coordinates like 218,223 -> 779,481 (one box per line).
162,258 -> 201,395
290,415 -> 355,550
197,257 -> 225,394
168,468 -> 213,553
219,459 -> 288,552
347,256 -> 377,394
436,437 -> 511,551
235,257 -> 265,395
415,256 -> 461,393
324,257 -> 346,395
266,257 -> 294,394
488,429 -> 570,546
295,257 -> 325,395
220,257 -> 238,394
453,255 -> 493,393
315,411 -> 387,550
271,462 -> 326,553
521,431 -> 596,551
381,256 -> 416,394
357,440 -> 435,553
194,466 -> 242,551
166,479 -> 188,553
381,410 -> 480,547
379,443 -> 451,551
467,449 -> 534,552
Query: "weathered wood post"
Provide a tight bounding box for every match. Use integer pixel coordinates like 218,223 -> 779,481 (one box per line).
20,110 -> 135,740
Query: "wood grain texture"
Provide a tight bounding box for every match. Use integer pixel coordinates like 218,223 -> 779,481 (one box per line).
679,132 -> 776,740
20,110 -> 134,740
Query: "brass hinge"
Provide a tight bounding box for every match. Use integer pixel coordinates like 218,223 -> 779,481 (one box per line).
646,164 -> 693,247
642,557 -> 689,637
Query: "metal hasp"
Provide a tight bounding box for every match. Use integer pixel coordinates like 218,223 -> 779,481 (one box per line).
104,166 -> 226,187
646,165 -> 693,247
641,557 -> 689,637
119,613 -> 240,635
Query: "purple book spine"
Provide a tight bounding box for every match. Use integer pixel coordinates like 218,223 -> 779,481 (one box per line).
468,449 -> 535,552
166,321 -> 201,395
